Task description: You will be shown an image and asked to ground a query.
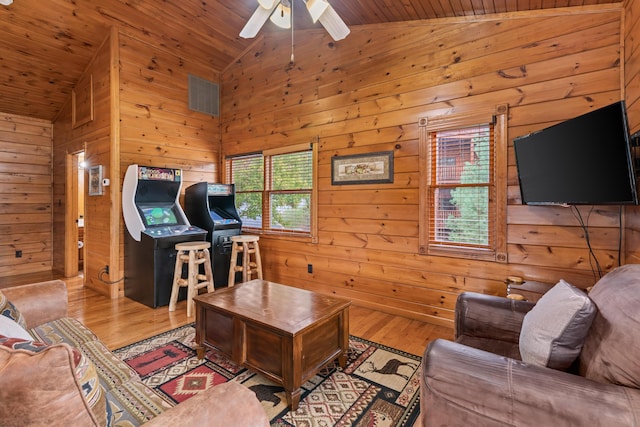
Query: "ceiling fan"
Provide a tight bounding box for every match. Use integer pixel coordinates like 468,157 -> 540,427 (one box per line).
240,0 -> 350,41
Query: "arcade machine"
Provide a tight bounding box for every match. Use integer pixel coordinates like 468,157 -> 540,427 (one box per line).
184,182 -> 242,288
122,164 -> 207,308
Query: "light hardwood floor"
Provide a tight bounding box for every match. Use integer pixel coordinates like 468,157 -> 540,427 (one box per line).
1,272 -> 453,356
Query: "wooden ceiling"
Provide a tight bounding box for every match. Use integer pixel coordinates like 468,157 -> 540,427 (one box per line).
0,0 -> 622,121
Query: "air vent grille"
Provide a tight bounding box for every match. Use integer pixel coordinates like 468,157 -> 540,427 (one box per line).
188,74 -> 219,117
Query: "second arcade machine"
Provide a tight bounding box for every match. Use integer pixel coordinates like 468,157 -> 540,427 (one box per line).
184,182 -> 242,288
122,164 -> 207,308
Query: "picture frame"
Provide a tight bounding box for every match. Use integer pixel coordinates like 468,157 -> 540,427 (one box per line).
331,151 -> 394,185
72,73 -> 94,129
88,165 -> 103,196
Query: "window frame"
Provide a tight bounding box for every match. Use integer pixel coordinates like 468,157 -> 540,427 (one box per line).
225,141 -> 318,243
418,105 -> 508,262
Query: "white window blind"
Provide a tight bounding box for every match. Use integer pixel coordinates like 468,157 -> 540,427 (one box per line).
226,144 -> 313,235
429,124 -> 495,248
268,150 -> 312,232
228,154 -> 264,229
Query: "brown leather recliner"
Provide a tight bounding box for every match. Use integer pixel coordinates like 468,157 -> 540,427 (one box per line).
420,264 -> 640,426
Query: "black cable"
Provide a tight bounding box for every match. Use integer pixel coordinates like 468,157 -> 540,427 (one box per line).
618,206 -> 623,267
571,205 -> 602,281
98,266 -> 125,285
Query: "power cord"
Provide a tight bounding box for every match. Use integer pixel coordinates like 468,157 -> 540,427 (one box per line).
617,205 -> 623,267
571,205 -> 603,281
98,266 -> 125,285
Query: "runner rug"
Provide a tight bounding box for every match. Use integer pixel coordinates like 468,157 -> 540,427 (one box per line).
113,323 -> 422,427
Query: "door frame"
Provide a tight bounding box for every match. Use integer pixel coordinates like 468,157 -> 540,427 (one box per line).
64,151 -> 84,277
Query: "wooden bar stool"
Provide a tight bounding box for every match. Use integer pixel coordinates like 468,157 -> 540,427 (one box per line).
169,241 -> 214,317
227,235 -> 263,287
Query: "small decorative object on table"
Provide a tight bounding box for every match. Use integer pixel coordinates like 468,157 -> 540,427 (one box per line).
506,276 -> 554,302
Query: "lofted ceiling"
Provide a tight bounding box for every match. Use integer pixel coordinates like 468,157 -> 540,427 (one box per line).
0,0 -> 622,121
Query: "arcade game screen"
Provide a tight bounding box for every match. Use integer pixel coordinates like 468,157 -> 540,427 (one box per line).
139,205 -> 179,227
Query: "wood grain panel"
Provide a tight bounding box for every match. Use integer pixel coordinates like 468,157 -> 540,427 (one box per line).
624,0 -> 640,263
0,2 -> 634,328
51,32 -> 113,291
221,8 -> 624,325
117,32 -> 220,297
0,114 -> 52,277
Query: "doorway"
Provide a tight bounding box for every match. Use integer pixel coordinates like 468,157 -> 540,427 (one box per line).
77,152 -> 85,271
64,151 -> 85,277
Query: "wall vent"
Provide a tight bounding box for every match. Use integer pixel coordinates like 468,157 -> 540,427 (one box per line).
188,74 -> 219,117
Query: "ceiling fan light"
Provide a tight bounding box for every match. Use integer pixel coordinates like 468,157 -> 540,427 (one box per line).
318,5 -> 350,41
306,0 -> 329,23
240,1 -> 279,38
269,3 -> 291,29
0,0 -> 13,5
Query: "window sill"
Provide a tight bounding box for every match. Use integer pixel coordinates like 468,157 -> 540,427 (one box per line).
241,228 -> 316,243
420,244 -> 503,262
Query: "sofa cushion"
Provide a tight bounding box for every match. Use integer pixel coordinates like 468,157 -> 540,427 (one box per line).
0,290 -> 27,329
72,344 -> 108,427
30,318 -> 140,392
0,335 -> 50,352
0,339 -> 102,426
29,317 -> 100,346
0,335 -> 108,426
0,314 -> 33,340
106,379 -> 173,425
519,279 -> 596,370
579,264 -> 640,388
78,339 -> 141,391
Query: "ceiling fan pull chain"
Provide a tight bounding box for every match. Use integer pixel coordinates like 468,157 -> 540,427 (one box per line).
290,0 -> 295,63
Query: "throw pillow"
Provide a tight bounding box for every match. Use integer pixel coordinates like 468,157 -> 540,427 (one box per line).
0,314 -> 33,341
71,345 -> 107,427
0,290 -> 27,329
0,335 -> 107,426
519,279 -> 596,370
0,341 -> 100,426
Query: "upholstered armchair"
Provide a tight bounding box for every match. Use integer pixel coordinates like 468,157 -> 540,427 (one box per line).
420,264 -> 640,426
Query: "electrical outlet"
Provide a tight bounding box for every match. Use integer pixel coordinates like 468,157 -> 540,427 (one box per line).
15,250 -> 22,258
307,264 -> 313,274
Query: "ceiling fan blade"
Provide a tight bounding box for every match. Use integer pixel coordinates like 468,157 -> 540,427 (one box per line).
306,0 -> 329,23
317,4 -> 350,41
240,2 -> 279,39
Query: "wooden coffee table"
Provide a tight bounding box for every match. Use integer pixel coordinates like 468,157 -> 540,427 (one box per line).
193,279 -> 351,410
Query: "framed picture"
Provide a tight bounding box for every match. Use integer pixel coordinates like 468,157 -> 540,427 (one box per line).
331,151 -> 394,185
88,165 -> 103,196
72,74 -> 94,129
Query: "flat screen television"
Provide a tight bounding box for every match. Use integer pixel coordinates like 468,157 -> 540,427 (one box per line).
514,101 -> 638,205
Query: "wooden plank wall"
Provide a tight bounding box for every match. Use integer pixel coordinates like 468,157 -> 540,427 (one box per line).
625,0 -> 640,133
52,31 -> 115,296
221,6 -> 624,326
624,0 -> 640,264
0,114 -> 52,276
117,31 -> 220,291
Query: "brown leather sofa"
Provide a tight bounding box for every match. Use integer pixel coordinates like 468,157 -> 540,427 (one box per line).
420,264 -> 640,426
0,280 -> 270,427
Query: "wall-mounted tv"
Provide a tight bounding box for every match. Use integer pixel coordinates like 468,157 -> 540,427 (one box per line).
514,101 -> 638,206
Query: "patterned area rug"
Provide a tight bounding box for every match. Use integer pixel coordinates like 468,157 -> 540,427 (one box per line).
113,324 -> 422,427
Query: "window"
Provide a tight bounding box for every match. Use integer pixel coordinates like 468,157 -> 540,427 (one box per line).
226,142 -> 317,241
419,106 -> 507,262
